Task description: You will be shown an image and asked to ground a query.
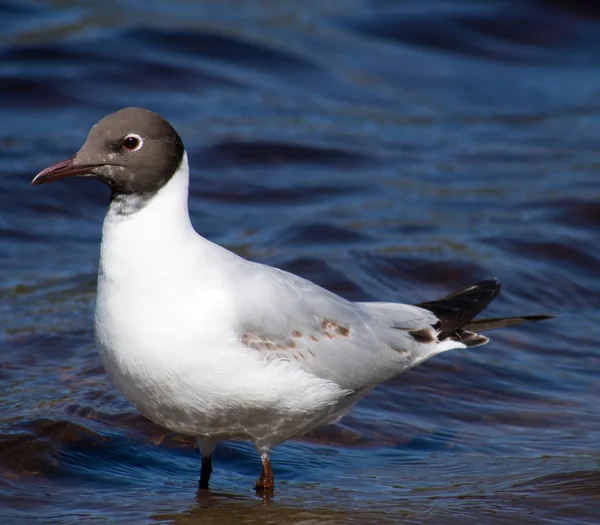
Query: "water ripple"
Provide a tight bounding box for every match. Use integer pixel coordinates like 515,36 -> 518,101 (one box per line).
1,0 -> 600,523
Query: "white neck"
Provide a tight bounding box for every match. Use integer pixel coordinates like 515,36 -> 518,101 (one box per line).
104,151 -> 193,238
97,153 -> 230,289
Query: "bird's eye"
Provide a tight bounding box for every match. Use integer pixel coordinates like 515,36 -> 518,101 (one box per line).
122,134 -> 143,151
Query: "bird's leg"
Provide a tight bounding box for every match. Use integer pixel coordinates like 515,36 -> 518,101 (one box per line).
255,452 -> 275,494
199,455 -> 212,489
197,438 -> 215,490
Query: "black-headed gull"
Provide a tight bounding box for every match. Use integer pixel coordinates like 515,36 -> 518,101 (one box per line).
32,108 -> 552,493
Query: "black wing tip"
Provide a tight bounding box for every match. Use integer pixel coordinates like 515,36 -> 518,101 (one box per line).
433,278 -> 501,302
471,278 -> 501,295
417,278 -> 503,340
522,314 -> 556,322
412,280 -> 554,344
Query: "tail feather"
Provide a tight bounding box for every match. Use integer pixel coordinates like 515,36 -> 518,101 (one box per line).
463,315 -> 554,333
416,279 -> 501,340
415,279 -> 554,348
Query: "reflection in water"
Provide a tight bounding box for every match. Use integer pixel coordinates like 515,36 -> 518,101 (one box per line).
1,0 -> 600,523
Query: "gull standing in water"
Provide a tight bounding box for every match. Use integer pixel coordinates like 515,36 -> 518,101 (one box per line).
32,108 -> 552,493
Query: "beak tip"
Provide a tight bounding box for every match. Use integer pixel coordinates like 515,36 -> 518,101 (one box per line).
30,157 -> 90,187
30,173 -> 45,187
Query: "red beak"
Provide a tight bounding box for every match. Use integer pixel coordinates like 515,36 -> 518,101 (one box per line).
31,158 -> 95,186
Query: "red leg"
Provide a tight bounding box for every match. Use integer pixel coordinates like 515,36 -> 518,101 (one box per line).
255,453 -> 275,493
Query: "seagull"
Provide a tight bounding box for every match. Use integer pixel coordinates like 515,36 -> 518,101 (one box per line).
31,107 -> 552,493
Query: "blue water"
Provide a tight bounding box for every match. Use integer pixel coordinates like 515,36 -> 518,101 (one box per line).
1,1 -> 600,523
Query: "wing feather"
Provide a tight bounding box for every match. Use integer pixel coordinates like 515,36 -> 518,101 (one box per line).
233,263 -> 450,390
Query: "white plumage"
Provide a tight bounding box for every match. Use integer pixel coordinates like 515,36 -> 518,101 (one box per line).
94,153 -> 462,458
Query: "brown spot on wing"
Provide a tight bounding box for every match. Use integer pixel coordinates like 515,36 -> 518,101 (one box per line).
241,319 -> 349,354
336,325 -> 350,337
240,333 -> 296,352
320,319 -> 350,339
408,328 -> 436,344
449,330 -> 489,348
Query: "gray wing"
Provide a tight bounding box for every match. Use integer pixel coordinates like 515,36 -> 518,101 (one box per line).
234,261 -> 449,391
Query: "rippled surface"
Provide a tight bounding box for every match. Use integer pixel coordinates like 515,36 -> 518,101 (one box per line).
1,0 -> 600,523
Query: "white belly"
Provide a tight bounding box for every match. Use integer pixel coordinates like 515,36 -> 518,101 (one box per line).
94,285 -> 348,448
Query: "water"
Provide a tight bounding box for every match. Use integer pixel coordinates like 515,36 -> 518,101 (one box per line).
1,0 -> 600,523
